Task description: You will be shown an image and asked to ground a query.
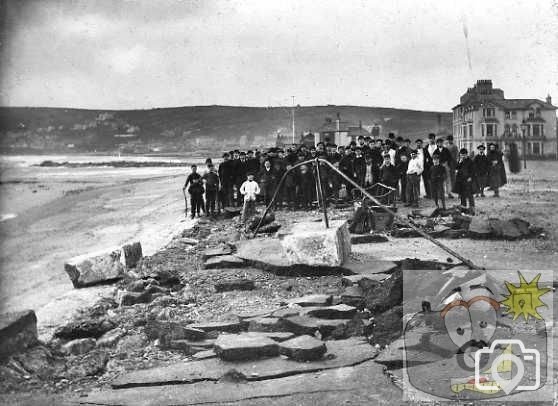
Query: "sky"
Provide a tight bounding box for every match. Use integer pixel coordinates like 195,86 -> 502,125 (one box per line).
1,0 -> 557,111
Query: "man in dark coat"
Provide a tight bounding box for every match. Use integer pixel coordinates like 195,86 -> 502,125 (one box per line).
453,148 -> 475,212
218,153 -> 233,207
259,159 -> 277,206
422,133 -> 437,198
487,143 -> 504,197
338,147 -> 354,187
430,153 -> 447,209
353,147 -> 366,187
435,138 -> 454,199
473,145 -> 489,197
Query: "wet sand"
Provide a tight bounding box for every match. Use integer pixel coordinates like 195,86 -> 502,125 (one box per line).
0,173 -> 193,336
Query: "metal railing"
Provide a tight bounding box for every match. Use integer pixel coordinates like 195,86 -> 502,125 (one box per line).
251,157 -> 481,270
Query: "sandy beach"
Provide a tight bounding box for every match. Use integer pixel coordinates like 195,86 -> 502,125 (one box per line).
0,155 -> 198,336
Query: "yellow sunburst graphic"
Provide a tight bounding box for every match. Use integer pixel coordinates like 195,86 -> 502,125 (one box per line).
500,272 -> 550,321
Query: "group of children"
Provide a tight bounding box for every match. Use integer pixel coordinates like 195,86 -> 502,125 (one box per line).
182,132 -> 507,220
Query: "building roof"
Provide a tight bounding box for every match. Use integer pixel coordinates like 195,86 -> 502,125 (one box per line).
454,98 -> 556,111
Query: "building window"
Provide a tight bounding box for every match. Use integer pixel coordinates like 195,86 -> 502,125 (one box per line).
532,142 -> 541,155
486,124 -> 496,137
532,124 -> 543,137
504,124 -> 510,137
468,124 -> 473,138
483,108 -> 495,117
512,111 -> 517,119
512,124 -> 518,137
505,111 -> 510,119
528,111 -> 534,119
535,108 -> 541,117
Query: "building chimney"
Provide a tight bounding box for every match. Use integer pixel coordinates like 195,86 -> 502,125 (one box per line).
546,94 -> 552,105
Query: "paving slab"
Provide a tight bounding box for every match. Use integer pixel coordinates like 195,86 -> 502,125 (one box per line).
241,331 -> 295,342
187,320 -> 243,334
203,255 -> 246,269
202,245 -> 233,260
302,304 -> 357,319
110,338 -> 376,389
278,335 -> 327,361
213,334 -> 279,361
247,317 -> 284,332
81,358 -> 397,406
285,294 -> 332,307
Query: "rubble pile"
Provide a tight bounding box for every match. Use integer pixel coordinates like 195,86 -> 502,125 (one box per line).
387,206 -> 545,240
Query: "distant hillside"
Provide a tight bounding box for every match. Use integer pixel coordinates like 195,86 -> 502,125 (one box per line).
0,105 -> 452,153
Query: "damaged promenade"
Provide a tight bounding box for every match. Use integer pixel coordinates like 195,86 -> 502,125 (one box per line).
1,162 -> 558,405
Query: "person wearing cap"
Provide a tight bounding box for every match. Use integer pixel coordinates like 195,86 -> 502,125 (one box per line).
353,147 -> 366,187
430,153 -> 447,210
453,148 -> 475,212
473,144 -> 489,197
239,172 -> 260,224
405,149 -> 423,207
380,154 -> 399,202
259,159 -> 277,206
415,139 -> 427,196
487,143 -> 504,197
218,153 -> 233,208
396,153 -> 409,203
435,138 -> 454,199
202,163 -> 220,217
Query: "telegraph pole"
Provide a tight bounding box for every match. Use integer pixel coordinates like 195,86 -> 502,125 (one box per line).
291,96 -> 295,145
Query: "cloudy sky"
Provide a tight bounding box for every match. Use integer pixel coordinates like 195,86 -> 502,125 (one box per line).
1,0 -> 557,111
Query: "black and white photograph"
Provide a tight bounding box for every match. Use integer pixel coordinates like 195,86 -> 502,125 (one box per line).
0,0 -> 557,404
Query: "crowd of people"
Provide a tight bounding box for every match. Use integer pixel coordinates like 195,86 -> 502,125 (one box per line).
182,132 -> 507,221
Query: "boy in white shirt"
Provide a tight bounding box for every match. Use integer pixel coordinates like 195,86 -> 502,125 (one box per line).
240,173 -> 260,224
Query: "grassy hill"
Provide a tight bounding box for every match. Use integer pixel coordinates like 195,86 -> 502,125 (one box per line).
0,105 -> 452,153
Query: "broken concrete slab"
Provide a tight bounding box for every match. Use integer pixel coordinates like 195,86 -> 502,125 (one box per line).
467,216 -> 491,237
247,317 -> 284,332
191,349 -> 216,360
202,245 -> 233,260
340,286 -> 366,309
121,241 -> 142,269
350,234 -> 389,244
187,320 -> 243,334
281,220 -> 351,267
281,315 -> 320,335
96,328 -> 126,348
109,338 -> 377,390
118,290 -> 152,306
278,335 -> 327,361
145,320 -> 207,342
241,331 -> 295,342
204,255 -> 245,269
303,304 -> 357,319
285,294 -> 332,307
213,334 -> 279,361
64,248 -> 125,288
214,278 -> 255,293
169,339 -> 215,354
62,338 -> 96,355
271,308 -> 301,319
0,310 -> 38,359
343,257 -> 398,277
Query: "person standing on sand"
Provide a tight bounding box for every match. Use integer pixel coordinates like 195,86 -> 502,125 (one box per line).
240,173 -> 260,224
405,150 -> 423,208
454,148 -> 475,212
202,163 -> 220,216
182,164 -> 202,215
188,178 -> 205,219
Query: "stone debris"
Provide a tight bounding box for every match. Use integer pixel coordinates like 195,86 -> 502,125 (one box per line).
214,278 -> 255,292
241,331 -> 295,342
281,315 -> 320,335
192,349 -> 216,360
145,320 -> 207,342
187,320 -> 243,334
247,317 -> 284,332
53,317 -> 115,340
202,245 -> 233,260
213,334 -> 279,361
350,234 -> 389,244
118,290 -> 152,306
271,307 -> 301,319
303,304 -> 357,319
169,339 -> 216,354
285,294 -> 333,307
64,248 -> 125,288
278,335 -> 327,361
281,220 -> 351,267
204,255 -> 245,269
62,338 -> 96,355
256,223 -> 282,234
0,310 -> 38,359
121,241 -> 143,269
96,328 -> 126,348
340,286 -> 366,309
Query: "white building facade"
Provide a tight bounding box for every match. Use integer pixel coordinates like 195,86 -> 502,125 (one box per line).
453,80 -> 557,158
